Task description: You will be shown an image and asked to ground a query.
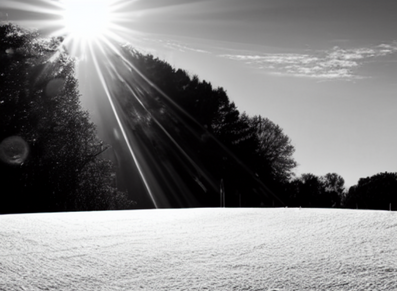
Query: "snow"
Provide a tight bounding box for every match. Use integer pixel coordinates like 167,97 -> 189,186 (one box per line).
1,208 -> 396,290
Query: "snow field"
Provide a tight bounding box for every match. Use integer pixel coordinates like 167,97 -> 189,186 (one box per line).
1,208 -> 396,290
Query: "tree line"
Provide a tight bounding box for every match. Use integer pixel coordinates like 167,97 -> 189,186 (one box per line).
113,46 -> 396,210
109,46 -> 297,207
1,23 -> 395,212
284,172 -> 397,210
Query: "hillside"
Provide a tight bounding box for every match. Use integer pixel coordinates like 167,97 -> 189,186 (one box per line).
1,208 -> 396,290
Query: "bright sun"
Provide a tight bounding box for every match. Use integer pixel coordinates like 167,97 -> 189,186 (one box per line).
62,0 -> 112,41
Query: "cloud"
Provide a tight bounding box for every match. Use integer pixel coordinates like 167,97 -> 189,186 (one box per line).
147,38 -> 210,54
220,42 -> 397,80
163,41 -> 210,54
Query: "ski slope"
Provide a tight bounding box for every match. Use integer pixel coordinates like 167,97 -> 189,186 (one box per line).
1,208 -> 396,290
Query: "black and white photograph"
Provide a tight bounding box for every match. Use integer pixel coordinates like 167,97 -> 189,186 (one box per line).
1,0 -> 396,290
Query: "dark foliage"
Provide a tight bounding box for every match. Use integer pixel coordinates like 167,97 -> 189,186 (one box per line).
247,115 -> 297,183
344,172 -> 397,210
3,24 -> 392,211
110,46 -> 298,207
0,23 -> 134,213
285,173 -> 344,208
112,47 -> 394,210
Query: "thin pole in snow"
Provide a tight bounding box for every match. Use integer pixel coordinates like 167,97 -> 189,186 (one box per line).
223,180 -> 225,207
220,179 -> 225,208
390,203 -> 392,211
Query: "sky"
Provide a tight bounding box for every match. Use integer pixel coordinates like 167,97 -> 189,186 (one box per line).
1,0 -> 397,188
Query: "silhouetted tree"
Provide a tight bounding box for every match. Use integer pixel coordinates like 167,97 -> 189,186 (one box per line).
286,173 -> 345,208
298,173 -> 324,207
344,172 -> 397,210
250,116 -> 296,181
321,173 -> 345,207
0,23 -> 134,213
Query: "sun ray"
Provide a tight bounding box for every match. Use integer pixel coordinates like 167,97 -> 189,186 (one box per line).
3,0 -> 283,207
1,0 -> 168,206
90,46 -> 159,208
1,1 -> 58,14
115,49 -> 284,205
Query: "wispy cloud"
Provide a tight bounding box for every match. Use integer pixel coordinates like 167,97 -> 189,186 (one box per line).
146,38 -> 210,54
162,41 -> 210,54
220,42 -> 397,80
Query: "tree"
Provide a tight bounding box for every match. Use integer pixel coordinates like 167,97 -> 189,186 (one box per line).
0,23 -> 134,213
248,115 -> 297,183
285,173 -> 345,208
299,173 -> 324,207
344,172 -> 397,210
321,173 -> 345,207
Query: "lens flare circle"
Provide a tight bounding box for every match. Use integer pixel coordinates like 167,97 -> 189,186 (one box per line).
62,0 -> 112,41
45,78 -> 65,98
0,136 -> 30,166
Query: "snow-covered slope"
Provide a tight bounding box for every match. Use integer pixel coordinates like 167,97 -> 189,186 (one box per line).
1,208 -> 396,290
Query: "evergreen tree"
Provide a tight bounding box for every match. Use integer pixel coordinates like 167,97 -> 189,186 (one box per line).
0,23 -> 134,213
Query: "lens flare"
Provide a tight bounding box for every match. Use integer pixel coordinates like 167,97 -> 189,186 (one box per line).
45,78 -> 65,97
0,136 -> 30,166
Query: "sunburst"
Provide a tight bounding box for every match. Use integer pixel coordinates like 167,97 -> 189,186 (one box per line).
1,0 -> 140,57
54,0 -> 128,57
61,0 -> 112,42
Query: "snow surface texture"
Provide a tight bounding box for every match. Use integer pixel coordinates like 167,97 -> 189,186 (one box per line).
1,208 -> 396,291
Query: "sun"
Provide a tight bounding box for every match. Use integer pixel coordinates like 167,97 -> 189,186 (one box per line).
3,0 -> 138,56
61,0 -> 113,41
